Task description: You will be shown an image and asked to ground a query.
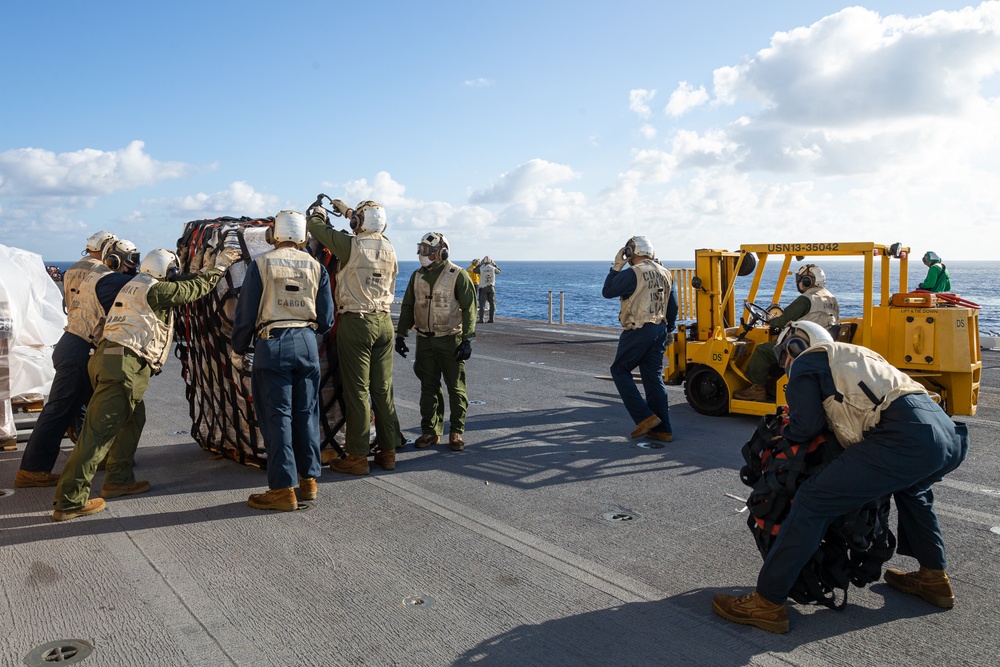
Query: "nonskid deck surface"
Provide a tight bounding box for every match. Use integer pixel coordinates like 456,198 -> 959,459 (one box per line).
3,318 -> 999,667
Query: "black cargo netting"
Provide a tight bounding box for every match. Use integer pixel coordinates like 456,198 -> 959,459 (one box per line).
173,217 -> 347,468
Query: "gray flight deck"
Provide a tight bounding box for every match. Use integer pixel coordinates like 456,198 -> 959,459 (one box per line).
3,317 -> 999,666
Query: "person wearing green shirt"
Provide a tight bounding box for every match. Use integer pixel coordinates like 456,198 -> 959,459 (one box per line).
306,200 -> 402,475
52,247 -> 241,521
919,251 -> 951,293
395,232 -> 477,451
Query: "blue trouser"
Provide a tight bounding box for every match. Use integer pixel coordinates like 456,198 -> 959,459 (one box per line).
252,328 -> 322,489
757,393 -> 969,603
610,322 -> 671,434
20,332 -> 92,473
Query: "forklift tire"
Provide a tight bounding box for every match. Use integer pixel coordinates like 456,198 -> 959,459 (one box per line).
684,364 -> 730,416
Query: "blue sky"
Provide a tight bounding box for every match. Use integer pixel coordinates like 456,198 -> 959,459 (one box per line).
1,1 -> 997,262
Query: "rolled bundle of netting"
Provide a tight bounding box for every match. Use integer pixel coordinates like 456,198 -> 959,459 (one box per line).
174,217 -> 347,467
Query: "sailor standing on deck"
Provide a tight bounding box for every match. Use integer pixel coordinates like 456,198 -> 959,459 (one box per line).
602,236 -> 677,443
15,232 -> 134,488
474,256 -> 500,323
231,211 -> 334,511
395,233 -> 477,451
307,199 -> 401,475
51,246 -> 241,521
713,322 -> 969,633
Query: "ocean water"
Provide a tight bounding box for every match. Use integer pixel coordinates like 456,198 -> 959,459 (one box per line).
45,258 -> 1000,332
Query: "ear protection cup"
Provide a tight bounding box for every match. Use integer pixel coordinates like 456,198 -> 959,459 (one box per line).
786,335 -> 810,359
164,266 -> 180,282
105,254 -> 121,271
440,247 -> 449,261
265,227 -> 275,245
349,213 -> 361,231
798,275 -> 813,289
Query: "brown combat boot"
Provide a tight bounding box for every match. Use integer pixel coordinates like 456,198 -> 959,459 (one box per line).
414,433 -> 440,449
646,431 -> 673,443
15,469 -> 60,488
52,498 -> 106,522
630,414 -> 661,439
101,480 -> 151,499
884,566 -> 955,608
248,487 -> 298,511
330,454 -> 370,475
712,591 -> 789,634
449,432 -> 465,451
734,384 -> 768,401
297,477 -> 317,501
373,449 -> 396,470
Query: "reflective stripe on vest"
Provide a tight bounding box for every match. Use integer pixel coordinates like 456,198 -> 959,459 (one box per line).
413,261 -> 463,336
65,262 -> 113,343
102,273 -> 173,372
334,232 -> 397,313
804,342 -> 928,447
254,247 -> 321,339
619,260 -> 673,330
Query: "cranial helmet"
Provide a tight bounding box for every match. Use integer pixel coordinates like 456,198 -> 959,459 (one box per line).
103,239 -> 140,273
624,235 -> 655,259
270,210 -> 308,246
923,251 -> 942,265
774,321 -> 834,367
418,232 -> 449,261
351,201 -> 387,234
140,248 -> 180,281
84,230 -> 118,255
795,264 -> 826,292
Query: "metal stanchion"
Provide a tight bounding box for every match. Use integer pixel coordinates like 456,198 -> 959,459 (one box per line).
559,291 -> 565,324
547,291 -> 554,324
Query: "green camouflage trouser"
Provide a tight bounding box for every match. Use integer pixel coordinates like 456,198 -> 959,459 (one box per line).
54,342 -> 149,511
414,333 -> 468,435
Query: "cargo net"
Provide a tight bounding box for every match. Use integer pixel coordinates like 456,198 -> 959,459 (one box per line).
174,217 -> 347,467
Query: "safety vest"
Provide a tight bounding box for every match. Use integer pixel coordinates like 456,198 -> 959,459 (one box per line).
254,247 -> 321,339
466,265 -> 481,286
334,232 -> 397,313
801,287 -> 839,328
618,260 -> 673,330
413,261 -> 463,336
102,273 -> 173,372
65,261 -> 113,343
803,342 -> 928,447
479,264 -> 497,287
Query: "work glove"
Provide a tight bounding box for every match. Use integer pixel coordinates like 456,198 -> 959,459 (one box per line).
455,338 -> 472,362
229,350 -> 245,371
331,199 -> 352,218
394,336 -> 409,358
612,247 -> 628,272
666,331 -> 675,346
308,205 -> 327,222
214,247 -> 242,272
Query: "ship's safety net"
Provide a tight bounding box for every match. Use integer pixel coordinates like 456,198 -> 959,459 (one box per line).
173,217 -> 346,467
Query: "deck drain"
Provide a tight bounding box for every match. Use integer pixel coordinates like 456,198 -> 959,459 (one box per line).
24,639 -> 93,665
637,442 -> 665,449
603,511 -> 642,523
295,501 -> 315,512
168,430 -> 190,436
469,400 -> 486,405
404,595 -> 436,608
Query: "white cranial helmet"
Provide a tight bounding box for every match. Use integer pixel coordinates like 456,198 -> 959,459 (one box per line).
795,264 -> 826,291
84,230 -> 118,255
272,210 -> 308,245
418,232 -> 449,259
625,235 -> 655,259
774,321 -> 834,367
140,248 -> 180,280
352,201 -> 387,234
103,239 -> 140,272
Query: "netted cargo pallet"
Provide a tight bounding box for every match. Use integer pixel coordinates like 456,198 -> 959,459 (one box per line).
174,217 -> 346,468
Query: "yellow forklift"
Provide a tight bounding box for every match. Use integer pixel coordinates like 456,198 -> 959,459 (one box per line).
664,242 -> 981,417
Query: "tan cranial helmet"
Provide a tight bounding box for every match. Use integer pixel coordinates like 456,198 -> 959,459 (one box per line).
84,230 -> 118,255
271,210 -> 308,245
351,201 -> 387,234
140,249 -> 180,280
625,236 -> 655,259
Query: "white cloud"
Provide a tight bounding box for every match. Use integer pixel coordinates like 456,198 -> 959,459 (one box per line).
665,82 -> 709,117
151,181 -> 279,218
628,88 -> 656,118
639,124 -> 657,140
464,77 -> 494,87
468,159 -> 579,205
0,140 -> 189,197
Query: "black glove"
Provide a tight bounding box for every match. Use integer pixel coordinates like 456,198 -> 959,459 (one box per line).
455,338 -> 472,362
394,336 -> 409,358
769,325 -> 782,335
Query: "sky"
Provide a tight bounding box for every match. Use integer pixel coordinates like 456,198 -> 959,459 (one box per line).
1,1 -> 998,263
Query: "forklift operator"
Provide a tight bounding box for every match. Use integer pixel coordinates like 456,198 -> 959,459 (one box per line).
734,264 -> 839,402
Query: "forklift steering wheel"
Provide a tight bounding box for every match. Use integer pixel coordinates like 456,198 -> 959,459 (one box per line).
743,301 -> 774,327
